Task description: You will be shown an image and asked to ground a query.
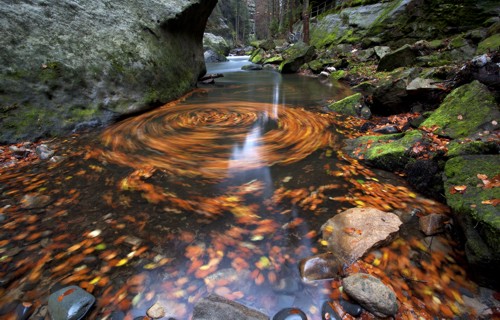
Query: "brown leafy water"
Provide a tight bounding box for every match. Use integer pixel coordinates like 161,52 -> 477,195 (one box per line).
0,59 -> 495,319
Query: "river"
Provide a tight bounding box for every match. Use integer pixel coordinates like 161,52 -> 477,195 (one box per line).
0,57 -> 488,319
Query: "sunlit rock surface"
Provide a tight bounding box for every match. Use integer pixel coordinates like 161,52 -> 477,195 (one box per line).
0,0 -> 217,143
321,207 -> 402,263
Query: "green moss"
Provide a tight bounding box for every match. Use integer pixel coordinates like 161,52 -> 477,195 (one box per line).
444,155 -> 500,250
449,35 -> 467,49
328,93 -> 362,116
263,56 -> 283,65
39,61 -> 63,83
330,70 -> 347,80
428,39 -> 446,50
345,130 -> 422,171
417,53 -> 452,67
419,81 -> 498,139
311,27 -> 340,49
447,140 -> 500,158
476,33 -> 500,54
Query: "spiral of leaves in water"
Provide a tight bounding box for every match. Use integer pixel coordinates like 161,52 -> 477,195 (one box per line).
98,101 -> 335,178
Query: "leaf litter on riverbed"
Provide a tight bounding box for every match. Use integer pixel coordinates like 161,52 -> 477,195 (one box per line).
1,109 -> 498,319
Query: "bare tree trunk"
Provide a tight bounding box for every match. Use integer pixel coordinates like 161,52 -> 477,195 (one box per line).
302,0 -> 309,44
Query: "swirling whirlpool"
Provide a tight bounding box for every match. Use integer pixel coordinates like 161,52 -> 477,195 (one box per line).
98,100 -> 336,178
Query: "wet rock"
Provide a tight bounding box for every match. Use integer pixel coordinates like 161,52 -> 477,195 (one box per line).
50,156 -> 65,163
15,302 -> 34,320
419,213 -> 450,236
377,44 -> 417,72
35,144 -> 55,160
146,302 -> 166,319
321,301 -> 341,320
342,273 -> 398,317
9,146 -> 30,158
359,106 -> 371,120
373,125 -> 400,134
192,294 -> 268,320
339,299 -> 363,317
272,307 -> 306,320
20,193 -> 52,209
321,207 -> 402,263
242,64 -> 263,71
299,252 -> 344,281
48,285 -> 95,320
419,81 -> 499,139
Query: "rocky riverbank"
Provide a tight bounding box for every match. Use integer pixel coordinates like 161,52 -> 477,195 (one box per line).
241,0 -> 499,291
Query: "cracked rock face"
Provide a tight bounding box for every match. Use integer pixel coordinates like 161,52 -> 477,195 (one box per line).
0,0 -> 217,143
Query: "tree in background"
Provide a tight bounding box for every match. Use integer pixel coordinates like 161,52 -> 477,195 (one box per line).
302,0 -> 310,43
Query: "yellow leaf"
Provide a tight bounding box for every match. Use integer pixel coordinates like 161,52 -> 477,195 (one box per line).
116,258 -> 128,267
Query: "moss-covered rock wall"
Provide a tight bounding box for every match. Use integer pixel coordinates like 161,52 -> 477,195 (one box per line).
0,0 -> 217,143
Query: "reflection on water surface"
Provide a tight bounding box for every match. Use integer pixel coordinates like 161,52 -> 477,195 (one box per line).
0,59 -> 489,319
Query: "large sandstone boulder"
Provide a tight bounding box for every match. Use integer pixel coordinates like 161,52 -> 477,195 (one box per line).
320,207 -> 402,263
0,0 -> 217,143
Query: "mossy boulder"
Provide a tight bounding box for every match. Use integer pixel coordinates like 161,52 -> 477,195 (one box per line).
279,43 -> 316,73
263,56 -> 283,65
476,33 -> 500,55
328,93 -> 363,116
344,130 -> 423,171
447,140 -> 500,158
419,81 -> 499,139
250,48 -> 265,64
443,155 -> 500,288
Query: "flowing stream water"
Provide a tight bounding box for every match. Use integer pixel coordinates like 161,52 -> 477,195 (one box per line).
0,57 -> 493,319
